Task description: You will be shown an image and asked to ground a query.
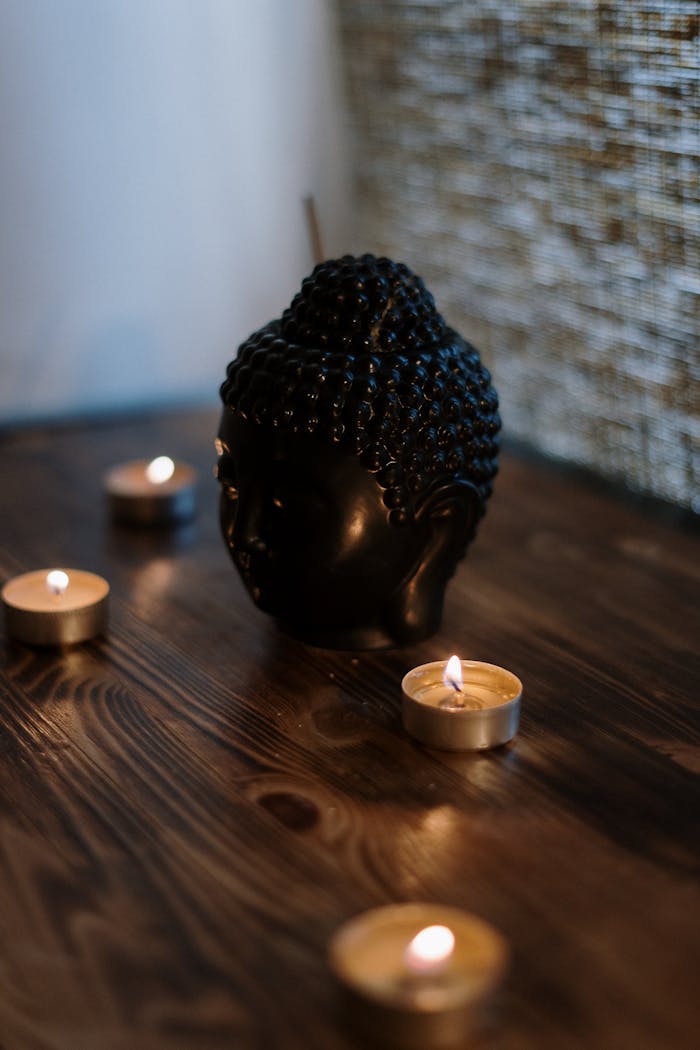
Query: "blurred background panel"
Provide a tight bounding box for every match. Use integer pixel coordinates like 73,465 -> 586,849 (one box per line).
336,0 -> 699,511
1,0 -> 697,514
0,0 -> 349,423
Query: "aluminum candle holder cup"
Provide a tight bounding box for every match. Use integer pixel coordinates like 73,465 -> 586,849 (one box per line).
329,902 -> 509,1048
402,660 -> 522,751
2,569 -> 109,646
104,458 -> 197,526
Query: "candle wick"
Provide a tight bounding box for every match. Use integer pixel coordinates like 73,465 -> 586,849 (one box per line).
442,681 -> 466,709
440,686 -> 485,711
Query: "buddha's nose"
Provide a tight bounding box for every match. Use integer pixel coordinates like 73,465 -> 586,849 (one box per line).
231,494 -> 268,555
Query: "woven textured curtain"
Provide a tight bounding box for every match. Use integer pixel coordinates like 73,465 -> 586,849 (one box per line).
336,0 -> 699,510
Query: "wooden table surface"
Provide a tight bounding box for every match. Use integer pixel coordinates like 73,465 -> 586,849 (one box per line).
0,408 -> 698,1050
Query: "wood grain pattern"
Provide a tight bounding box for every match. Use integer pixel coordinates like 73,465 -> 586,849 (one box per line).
0,408 -> 698,1049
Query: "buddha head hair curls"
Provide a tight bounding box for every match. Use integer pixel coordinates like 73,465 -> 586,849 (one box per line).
220,254 -> 500,528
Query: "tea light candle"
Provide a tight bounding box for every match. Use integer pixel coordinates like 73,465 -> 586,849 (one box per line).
402,657 -> 522,751
103,456 -> 197,526
2,568 -> 109,646
329,903 -> 509,1048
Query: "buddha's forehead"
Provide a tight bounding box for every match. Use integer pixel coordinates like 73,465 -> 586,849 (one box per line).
218,411 -> 383,489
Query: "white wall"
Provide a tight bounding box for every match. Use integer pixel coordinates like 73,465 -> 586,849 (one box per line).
0,0 -> 349,422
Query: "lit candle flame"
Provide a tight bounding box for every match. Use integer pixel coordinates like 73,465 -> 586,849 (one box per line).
46,570 -> 69,597
404,925 -> 455,976
443,655 -> 463,693
145,456 -> 175,484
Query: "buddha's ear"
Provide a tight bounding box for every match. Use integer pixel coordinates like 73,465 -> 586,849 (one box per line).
386,480 -> 483,644
415,479 -> 483,558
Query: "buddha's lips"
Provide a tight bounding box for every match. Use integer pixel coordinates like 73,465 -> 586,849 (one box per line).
233,550 -> 272,602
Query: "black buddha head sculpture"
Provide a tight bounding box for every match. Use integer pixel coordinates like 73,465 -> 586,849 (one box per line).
217,254 -> 500,650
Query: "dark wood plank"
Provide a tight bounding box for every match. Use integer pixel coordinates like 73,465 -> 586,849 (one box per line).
1,409 -> 698,1050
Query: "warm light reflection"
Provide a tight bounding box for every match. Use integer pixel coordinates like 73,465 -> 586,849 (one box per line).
404,925 -> 455,975
443,655 -> 463,692
145,456 -> 175,484
420,805 -> 461,841
46,570 -> 70,596
130,558 -> 176,616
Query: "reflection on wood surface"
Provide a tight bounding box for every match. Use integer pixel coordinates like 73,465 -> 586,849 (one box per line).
0,408 -> 698,1049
